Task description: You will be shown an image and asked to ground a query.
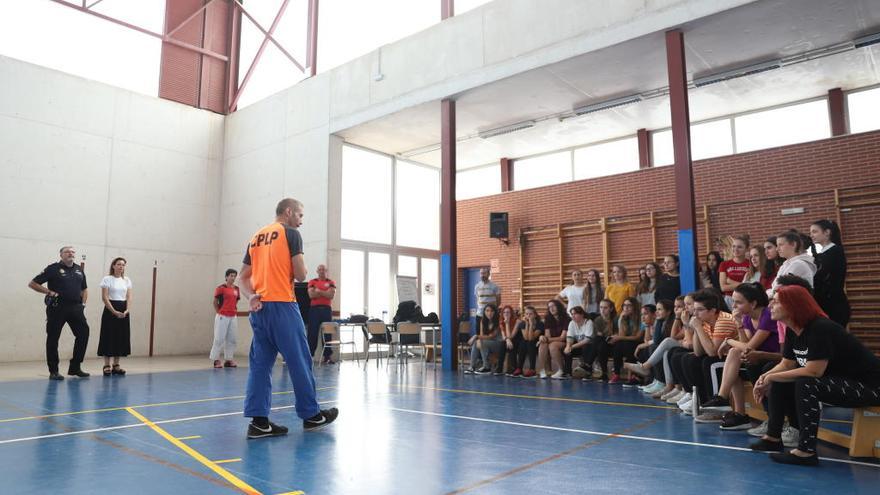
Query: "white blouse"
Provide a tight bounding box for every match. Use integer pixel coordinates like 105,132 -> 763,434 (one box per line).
101,276 -> 132,301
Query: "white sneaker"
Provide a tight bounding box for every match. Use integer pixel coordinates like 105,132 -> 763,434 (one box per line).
660,389 -> 679,401
747,420 -> 768,438
638,381 -> 653,391
665,390 -> 685,403
781,425 -> 799,447
551,370 -> 565,380
644,382 -> 665,394
539,370 -> 548,379
677,393 -> 692,407
680,400 -> 693,414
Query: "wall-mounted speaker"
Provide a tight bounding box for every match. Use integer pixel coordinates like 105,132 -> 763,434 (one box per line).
490,212 -> 508,239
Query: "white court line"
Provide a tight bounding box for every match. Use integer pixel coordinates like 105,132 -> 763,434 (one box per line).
389,407 -> 880,469
0,400 -> 337,446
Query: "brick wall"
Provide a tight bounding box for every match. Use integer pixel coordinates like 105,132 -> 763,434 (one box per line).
456,130 -> 880,308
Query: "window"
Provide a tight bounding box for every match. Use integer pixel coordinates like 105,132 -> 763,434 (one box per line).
398,255 -> 418,277
396,161 -> 440,250
573,137 -> 639,179
341,146 -> 392,244
848,87 -> 880,134
457,164 -> 501,200
368,252 -> 391,321
340,249 -> 365,317
651,119 -> 734,166
734,100 -> 830,153
513,151 -> 572,191
420,258 -> 439,317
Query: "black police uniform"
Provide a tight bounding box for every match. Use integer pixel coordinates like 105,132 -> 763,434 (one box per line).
33,262 -> 90,374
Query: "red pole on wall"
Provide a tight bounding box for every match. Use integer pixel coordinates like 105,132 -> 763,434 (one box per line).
307,0 -> 320,76
149,260 -> 157,357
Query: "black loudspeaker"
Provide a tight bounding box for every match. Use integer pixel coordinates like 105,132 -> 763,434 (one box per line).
490,212 -> 508,239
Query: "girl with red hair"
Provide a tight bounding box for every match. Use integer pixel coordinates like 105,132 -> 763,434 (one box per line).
750,285 -> 880,466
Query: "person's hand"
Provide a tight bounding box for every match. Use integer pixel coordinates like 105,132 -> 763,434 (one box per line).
506,339 -> 513,350
249,293 -> 263,312
468,335 -> 476,346
114,310 -> 125,319
609,335 -> 620,344
564,345 -> 572,355
717,339 -> 731,357
753,373 -> 771,403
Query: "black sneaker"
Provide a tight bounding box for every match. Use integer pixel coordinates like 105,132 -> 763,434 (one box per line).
749,438 -> 784,452
702,395 -> 732,411
304,408 -> 339,432
247,421 -> 289,439
67,369 -> 90,378
492,370 -> 504,376
463,368 -> 475,374
769,451 -> 819,466
49,372 -> 64,381
475,368 -> 491,375
720,412 -> 753,431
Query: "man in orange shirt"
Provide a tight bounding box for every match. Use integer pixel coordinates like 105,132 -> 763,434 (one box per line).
238,198 -> 338,438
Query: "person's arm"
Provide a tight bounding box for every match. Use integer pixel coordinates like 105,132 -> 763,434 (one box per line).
125,282 -> 132,316
670,319 -> 684,340
213,287 -> 222,313
101,287 -> 120,316
81,288 -> 88,305
292,254 -> 307,283
28,280 -> 55,297
692,325 -> 706,356
753,358 -> 798,403
718,267 -> 737,293
307,284 -> 318,299
238,264 -> 261,312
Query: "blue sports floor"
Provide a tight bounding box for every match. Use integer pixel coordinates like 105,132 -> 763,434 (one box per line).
1,362 -> 878,494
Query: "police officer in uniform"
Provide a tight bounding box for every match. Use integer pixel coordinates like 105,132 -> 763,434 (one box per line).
28,246 -> 91,380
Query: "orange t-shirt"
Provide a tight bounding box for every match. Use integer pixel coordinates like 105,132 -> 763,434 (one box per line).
242,222 -> 303,302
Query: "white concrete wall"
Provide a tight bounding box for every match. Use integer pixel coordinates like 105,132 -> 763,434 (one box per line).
0,55 -> 224,363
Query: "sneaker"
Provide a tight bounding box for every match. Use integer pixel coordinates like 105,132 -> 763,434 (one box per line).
509,368 -> 521,377
781,425 -> 799,447
659,388 -> 679,401
665,390 -> 685,403
624,362 -> 651,377
247,420 -> 289,439
303,408 -> 339,432
622,376 -> 641,388
608,373 -> 621,384
769,451 -> 819,466
213,360 -> 223,369
652,388 -> 670,400
694,411 -> 725,423
539,370 -> 548,379
701,395 -> 732,412
523,369 -> 537,378
747,420 -> 768,437
475,367 -> 492,375
492,370 -> 505,376
676,393 -> 693,407
644,382 -> 665,394
224,360 -> 238,368
550,370 -> 566,380
679,399 -> 693,413
720,412 -> 752,431
463,368 -> 475,374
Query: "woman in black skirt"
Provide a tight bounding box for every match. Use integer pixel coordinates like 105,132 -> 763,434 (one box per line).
99,257 -> 132,376
809,219 -> 851,327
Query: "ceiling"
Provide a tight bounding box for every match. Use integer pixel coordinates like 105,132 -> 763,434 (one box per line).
337,0 -> 880,169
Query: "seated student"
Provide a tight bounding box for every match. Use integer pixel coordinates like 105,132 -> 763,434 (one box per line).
557,269 -> 587,313
744,246 -> 773,290
719,235 -> 751,309
465,304 -> 505,375
583,269 -> 605,317
677,289 -> 738,414
601,297 -> 643,384
606,264 -> 636,313
631,300 -> 674,395
700,251 -> 723,291
536,299 -> 570,379
499,305 -> 521,375
516,306 -> 544,378
750,286 -> 880,466
655,255 -> 681,303
631,304 -> 657,388
665,296 -> 700,404
763,237 -> 783,283
590,299 -> 618,381
768,230 -> 816,297
563,306 -> 595,378
699,283 -> 780,429
636,263 -> 659,307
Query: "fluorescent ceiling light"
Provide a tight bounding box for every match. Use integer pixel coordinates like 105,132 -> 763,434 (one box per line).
399,143 -> 441,158
572,94 -> 643,116
477,120 -> 536,139
693,59 -> 781,87
854,32 -> 880,49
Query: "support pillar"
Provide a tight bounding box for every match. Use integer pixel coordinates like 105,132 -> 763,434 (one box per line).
637,128 -> 651,169
828,88 -> 847,136
440,99 -> 458,370
665,30 -> 698,294
500,157 -> 513,192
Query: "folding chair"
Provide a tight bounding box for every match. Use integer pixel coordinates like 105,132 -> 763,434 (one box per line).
363,321 -> 393,368
395,322 -> 426,370
457,321 -> 472,371
320,322 -> 359,368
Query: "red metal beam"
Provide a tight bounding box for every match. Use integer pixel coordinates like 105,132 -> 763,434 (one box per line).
166,0 -> 217,38
307,0 -> 320,76
500,157 -> 513,192
229,0 -> 294,110
226,1 -> 243,113
441,0 -> 454,19
828,88 -> 847,136
637,128 -> 651,168
233,0 -> 304,72
49,0 -> 228,62
665,30 -> 699,292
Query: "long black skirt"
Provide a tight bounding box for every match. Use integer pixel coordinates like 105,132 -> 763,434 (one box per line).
98,300 -> 131,357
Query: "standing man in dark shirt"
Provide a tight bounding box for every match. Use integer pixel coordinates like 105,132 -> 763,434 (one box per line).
28,246 -> 91,380
307,264 -> 337,364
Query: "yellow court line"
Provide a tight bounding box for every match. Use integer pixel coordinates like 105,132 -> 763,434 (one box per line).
176,435 -> 202,441
399,384 -> 678,410
126,407 -> 262,495
0,386 -> 337,424
214,458 -> 242,465
276,491 -> 305,495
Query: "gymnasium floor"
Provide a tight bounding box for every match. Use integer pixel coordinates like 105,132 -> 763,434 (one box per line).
1,359 -> 878,495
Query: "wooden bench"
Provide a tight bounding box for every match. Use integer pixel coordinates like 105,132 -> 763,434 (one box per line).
744,383 -> 880,458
